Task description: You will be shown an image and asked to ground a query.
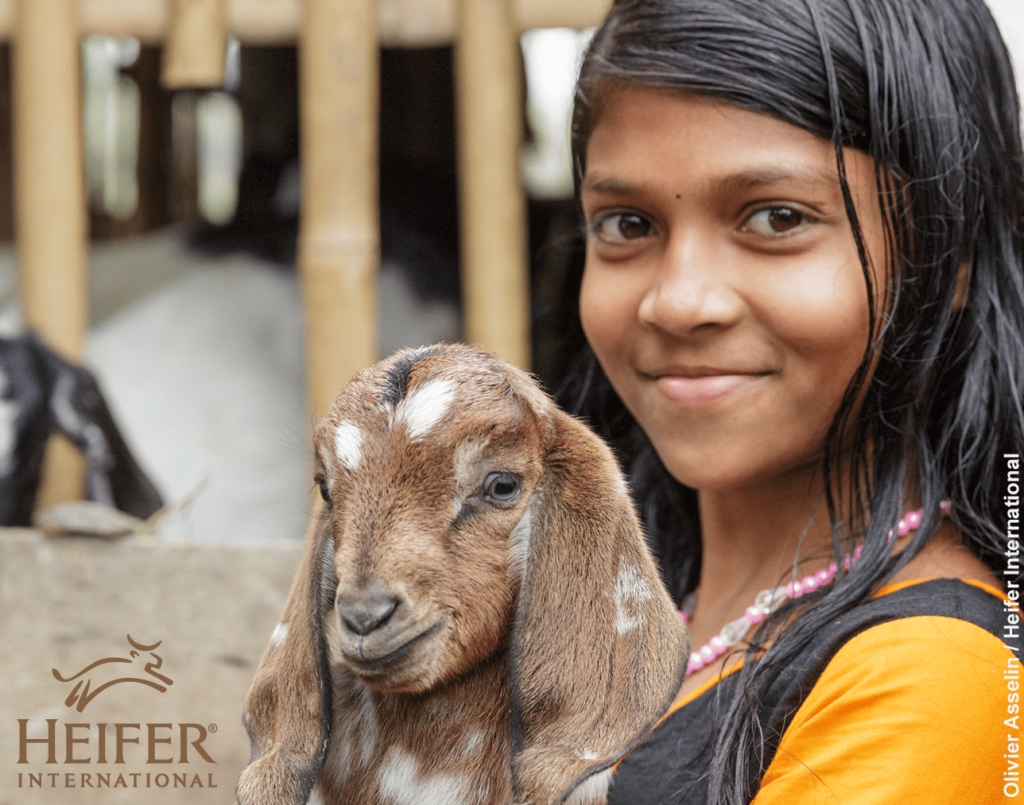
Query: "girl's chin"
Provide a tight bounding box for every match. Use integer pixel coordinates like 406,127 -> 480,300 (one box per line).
655,448 -> 825,494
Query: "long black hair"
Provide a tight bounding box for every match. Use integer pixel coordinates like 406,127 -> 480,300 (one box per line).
563,0 -> 1024,801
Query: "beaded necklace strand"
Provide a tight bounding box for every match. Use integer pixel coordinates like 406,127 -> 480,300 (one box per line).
682,501 -> 951,677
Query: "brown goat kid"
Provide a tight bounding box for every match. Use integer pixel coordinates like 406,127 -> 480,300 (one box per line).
237,345 -> 690,805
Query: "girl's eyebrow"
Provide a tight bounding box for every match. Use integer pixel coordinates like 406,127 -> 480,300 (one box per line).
580,175 -> 635,195
719,166 -> 841,193
581,166 -> 842,197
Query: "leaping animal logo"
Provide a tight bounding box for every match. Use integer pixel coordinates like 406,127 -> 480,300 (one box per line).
52,635 -> 174,713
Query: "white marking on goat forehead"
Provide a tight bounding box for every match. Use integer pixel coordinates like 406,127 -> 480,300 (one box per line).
377,746 -> 475,805
334,420 -> 364,470
270,623 -> 288,647
394,378 -> 457,441
614,561 -> 654,635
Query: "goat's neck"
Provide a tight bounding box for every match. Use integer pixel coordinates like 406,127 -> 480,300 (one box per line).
319,649 -> 512,804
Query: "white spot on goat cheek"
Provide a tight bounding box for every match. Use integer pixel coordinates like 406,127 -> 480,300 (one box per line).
395,379 -> 456,441
377,746 -> 474,805
270,623 -> 288,647
614,562 -> 654,635
334,420 -> 364,470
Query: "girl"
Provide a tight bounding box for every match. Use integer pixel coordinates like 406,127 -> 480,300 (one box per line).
561,0 -> 1024,801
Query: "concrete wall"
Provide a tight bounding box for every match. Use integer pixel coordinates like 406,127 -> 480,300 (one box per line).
0,529 -> 302,805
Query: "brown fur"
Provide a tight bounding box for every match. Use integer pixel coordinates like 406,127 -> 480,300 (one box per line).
237,345 -> 689,805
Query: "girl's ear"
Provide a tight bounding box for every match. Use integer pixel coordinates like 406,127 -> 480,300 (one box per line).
509,411 -> 690,804
236,509 -> 335,805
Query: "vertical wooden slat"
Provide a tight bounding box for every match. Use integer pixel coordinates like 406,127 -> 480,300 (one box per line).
455,0 -> 529,368
162,0 -> 227,89
14,0 -> 88,504
0,46 -> 14,243
299,0 -> 379,420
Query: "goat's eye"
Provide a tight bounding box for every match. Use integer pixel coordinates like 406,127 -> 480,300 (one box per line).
483,471 -> 521,504
315,476 -> 332,507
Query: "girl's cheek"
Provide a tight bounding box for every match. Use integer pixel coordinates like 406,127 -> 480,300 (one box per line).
767,260 -> 871,358
579,263 -> 627,361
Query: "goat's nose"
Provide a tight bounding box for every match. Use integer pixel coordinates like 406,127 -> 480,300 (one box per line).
338,593 -> 400,636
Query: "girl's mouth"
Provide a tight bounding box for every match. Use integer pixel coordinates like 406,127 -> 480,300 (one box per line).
655,373 -> 768,405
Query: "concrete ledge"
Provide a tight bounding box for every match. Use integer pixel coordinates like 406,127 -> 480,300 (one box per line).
0,529 -> 302,805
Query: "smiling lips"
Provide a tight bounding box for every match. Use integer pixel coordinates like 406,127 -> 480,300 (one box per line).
654,371 -> 768,405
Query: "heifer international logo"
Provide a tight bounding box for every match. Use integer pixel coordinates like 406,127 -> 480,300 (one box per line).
15,635 -> 218,792
52,635 -> 174,713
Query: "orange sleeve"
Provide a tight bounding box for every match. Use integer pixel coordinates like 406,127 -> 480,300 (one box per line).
751,616 -> 1018,804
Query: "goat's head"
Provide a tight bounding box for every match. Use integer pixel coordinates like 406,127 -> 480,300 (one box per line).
238,344 -> 689,805
313,345 -> 549,695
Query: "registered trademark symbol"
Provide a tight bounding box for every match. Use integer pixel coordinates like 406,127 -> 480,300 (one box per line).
209,723 -> 218,733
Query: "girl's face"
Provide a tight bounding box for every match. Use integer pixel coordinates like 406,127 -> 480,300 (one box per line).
579,88 -> 886,493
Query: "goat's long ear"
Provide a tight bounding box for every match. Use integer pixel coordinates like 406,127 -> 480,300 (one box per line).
509,412 -> 690,805
237,505 -> 335,805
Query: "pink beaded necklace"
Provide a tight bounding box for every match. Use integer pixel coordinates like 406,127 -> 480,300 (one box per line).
682,501 -> 951,677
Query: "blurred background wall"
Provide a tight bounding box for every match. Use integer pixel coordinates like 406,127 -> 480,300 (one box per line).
0,7 -> 602,544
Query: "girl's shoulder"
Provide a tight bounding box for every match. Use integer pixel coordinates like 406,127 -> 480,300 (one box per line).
817,575 -> 1007,644
608,578 -> 1017,805
752,578 -> 1016,803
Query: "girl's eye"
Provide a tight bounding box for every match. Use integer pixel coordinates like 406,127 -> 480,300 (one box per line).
590,212 -> 654,244
742,206 -> 814,237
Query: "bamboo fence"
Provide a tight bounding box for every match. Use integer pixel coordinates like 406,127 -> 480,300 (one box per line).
5,0 -> 611,502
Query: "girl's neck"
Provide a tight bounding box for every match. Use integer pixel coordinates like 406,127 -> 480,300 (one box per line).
694,469 -> 836,623
691,469 -> 1000,636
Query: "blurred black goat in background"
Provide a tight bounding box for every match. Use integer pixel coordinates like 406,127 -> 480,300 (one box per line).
0,334 -> 162,526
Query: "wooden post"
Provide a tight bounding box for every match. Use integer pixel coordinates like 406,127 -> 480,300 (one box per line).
13,0 -> 88,505
455,0 -> 530,368
299,0 -> 379,420
162,0 -> 227,89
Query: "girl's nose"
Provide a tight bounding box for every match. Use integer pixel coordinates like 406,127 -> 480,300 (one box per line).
638,235 -> 742,335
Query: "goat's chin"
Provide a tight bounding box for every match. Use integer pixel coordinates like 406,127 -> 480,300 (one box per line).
339,618 -> 456,693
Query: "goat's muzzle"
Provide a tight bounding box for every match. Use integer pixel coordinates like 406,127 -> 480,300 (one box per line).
334,584 -> 448,692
